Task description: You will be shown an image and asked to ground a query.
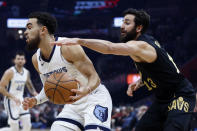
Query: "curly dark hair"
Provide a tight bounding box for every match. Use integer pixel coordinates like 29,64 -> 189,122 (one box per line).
123,8 -> 150,34
28,12 -> 57,35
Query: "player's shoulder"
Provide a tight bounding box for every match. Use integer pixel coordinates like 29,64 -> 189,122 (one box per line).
61,44 -> 85,63
126,40 -> 149,49
62,44 -> 84,56
32,53 -> 37,63
4,67 -> 14,77
23,67 -> 29,73
31,53 -> 40,73
57,37 -> 85,61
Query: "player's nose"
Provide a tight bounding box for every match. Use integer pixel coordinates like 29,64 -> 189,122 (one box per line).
121,23 -> 125,29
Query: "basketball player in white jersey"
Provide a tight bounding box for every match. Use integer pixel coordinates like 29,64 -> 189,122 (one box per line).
22,12 -> 112,131
0,51 -> 38,131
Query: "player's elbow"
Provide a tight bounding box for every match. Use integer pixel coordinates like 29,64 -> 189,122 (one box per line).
93,73 -> 101,87
0,86 -> 4,94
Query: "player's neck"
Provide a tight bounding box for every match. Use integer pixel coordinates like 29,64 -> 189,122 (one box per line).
15,65 -> 23,73
39,35 -> 55,60
135,33 -> 142,40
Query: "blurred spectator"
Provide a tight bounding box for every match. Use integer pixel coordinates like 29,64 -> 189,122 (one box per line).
0,104 -> 7,128
122,106 -> 137,131
39,106 -> 55,128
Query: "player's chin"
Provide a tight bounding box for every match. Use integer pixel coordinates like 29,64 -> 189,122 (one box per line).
19,63 -> 23,66
26,38 -> 31,44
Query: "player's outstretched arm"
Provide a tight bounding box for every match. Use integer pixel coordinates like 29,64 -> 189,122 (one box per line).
0,69 -> 21,105
61,45 -> 100,101
52,38 -> 157,63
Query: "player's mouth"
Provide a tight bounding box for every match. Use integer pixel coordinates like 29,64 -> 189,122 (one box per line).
121,30 -> 127,35
121,32 -> 127,36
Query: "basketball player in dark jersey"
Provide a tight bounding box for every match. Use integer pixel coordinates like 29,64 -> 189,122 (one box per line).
52,8 -> 196,131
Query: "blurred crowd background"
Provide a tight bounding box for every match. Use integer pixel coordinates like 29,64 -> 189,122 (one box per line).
0,0 -> 197,130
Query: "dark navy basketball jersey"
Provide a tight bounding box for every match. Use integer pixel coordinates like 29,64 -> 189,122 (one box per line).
135,34 -> 185,101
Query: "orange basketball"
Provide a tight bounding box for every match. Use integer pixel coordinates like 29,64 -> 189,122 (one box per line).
44,72 -> 78,104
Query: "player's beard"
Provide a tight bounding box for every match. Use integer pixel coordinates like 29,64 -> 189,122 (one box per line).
26,33 -> 41,51
120,26 -> 137,42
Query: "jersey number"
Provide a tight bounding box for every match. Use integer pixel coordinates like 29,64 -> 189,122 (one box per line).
143,78 -> 157,91
16,84 -> 24,91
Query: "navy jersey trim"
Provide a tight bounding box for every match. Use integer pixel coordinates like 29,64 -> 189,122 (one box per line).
55,36 -> 58,41
40,45 -> 56,62
8,99 -> 19,120
6,81 -> 19,120
55,117 -> 84,130
6,81 -> 11,92
5,81 -> 11,100
84,125 -> 111,131
14,66 -> 24,75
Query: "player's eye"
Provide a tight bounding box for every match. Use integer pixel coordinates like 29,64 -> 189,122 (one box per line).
123,20 -> 130,25
125,22 -> 130,25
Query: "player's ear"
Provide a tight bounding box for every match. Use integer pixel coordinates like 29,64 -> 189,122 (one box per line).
136,25 -> 143,33
24,59 -> 26,64
40,26 -> 48,35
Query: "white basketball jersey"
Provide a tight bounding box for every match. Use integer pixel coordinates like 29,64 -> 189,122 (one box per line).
36,37 -> 88,87
7,66 -> 28,100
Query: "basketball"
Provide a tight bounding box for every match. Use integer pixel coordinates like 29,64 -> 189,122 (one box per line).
44,72 -> 79,104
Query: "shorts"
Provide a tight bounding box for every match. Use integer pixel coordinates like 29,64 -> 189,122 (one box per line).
53,84 -> 112,131
4,98 -> 30,124
136,79 -> 196,131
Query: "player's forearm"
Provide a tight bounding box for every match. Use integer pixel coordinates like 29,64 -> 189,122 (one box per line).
0,87 -> 15,99
26,82 -> 37,96
87,74 -> 100,93
78,39 -> 114,54
35,87 -> 48,105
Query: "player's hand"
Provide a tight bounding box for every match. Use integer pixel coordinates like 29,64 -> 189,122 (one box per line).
50,38 -> 81,46
12,97 -> 21,106
69,83 -> 90,102
127,79 -> 144,97
22,97 -> 37,110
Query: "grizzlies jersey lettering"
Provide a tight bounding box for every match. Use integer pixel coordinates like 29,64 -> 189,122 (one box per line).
36,37 -> 88,92
6,66 -> 28,100
135,34 -> 185,101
